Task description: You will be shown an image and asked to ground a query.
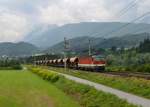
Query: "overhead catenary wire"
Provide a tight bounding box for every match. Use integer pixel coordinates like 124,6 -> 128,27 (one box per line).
68,0 -> 148,55
85,12 -> 150,55
86,0 -> 144,38
88,39 -> 91,56
89,12 -> 150,38
116,0 -> 139,18
105,12 -> 150,37
64,37 -> 69,72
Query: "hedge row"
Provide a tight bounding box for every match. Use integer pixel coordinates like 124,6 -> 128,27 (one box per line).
126,64 -> 150,73
29,67 -> 59,83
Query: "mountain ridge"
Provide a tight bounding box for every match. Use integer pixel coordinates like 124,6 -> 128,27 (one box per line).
0,42 -> 39,57
24,22 -> 150,48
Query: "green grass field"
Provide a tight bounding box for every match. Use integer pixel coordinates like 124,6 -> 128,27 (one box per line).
0,70 -> 79,107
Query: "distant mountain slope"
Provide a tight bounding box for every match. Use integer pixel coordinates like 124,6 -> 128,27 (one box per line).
0,42 -> 39,56
45,33 -> 150,53
24,22 -> 150,48
24,24 -> 58,48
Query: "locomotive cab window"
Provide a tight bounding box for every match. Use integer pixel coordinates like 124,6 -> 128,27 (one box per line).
92,55 -> 105,61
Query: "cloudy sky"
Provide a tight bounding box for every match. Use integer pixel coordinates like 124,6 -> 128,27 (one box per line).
0,0 -> 149,42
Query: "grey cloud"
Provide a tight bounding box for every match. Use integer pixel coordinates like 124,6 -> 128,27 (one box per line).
0,0 -> 149,42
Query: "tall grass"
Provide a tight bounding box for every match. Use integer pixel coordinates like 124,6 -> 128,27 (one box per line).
106,64 -> 150,73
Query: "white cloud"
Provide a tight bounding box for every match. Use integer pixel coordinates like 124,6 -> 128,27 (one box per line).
38,0 -> 113,25
39,5 -> 73,25
0,8 -> 30,42
137,0 -> 150,14
0,0 -> 150,42
38,0 -> 150,25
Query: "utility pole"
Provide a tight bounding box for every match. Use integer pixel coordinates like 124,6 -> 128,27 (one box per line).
64,37 -> 69,72
88,39 -> 91,56
33,55 -> 36,66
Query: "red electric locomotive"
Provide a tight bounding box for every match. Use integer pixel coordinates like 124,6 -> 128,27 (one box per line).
78,55 -> 106,71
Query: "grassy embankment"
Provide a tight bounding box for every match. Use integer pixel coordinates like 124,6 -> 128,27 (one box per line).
47,66 -> 150,99
106,64 -> 150,73
0,70 -> 79,107
28,66 -> 137,107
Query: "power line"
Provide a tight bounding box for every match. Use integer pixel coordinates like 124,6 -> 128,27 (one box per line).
69,0 -> 146,55
116,0 -> 139,18
64,37 -> 69,72
117,0 -> 137,14
105,12 -> 150,37
130,25 -> 150,34
85,12 -> 150,56
64,37 -> 70,50
96,0 -> 142,37
90,12 -> 150,38
84,1 -> 143,38
86,12 -> 150,55
88,39 -> 91,56
83,1 -> 141,39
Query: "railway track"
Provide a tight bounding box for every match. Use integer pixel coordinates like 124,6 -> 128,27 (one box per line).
48,66 -> 150,80
101,71 -> 150,80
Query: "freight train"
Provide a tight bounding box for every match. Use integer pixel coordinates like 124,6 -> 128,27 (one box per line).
35,55 -> 106,71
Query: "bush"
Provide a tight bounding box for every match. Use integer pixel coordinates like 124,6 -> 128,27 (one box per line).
106,66 -> 126,72
0,59 -> 22,70
136,64 -> 150,73
12,65 -> 22,70
29,67 -> 60,83
107,64 -> 150,73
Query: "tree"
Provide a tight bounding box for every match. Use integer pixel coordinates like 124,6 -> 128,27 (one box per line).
138,38 -> 150,53
111,46 -> 117,52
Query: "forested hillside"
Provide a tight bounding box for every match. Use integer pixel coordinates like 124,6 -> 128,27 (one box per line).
0,42 -> 39,56
45,33 -> 150,54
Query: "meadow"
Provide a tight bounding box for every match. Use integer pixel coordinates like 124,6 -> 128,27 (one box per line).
0,70 -> 79,107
